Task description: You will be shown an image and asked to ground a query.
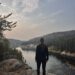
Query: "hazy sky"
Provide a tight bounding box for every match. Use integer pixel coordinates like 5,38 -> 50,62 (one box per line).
0,0 -> 75,40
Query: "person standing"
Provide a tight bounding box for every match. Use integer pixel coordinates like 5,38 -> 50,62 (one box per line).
35,38 -> 49,75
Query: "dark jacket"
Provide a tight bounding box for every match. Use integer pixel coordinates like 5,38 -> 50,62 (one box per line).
35,44 -> 49,61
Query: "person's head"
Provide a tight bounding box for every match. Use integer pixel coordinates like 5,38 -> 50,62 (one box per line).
40,38 -> 44,44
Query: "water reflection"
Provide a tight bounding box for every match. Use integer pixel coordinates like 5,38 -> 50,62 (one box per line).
47,56 -> 69,75
17,47 -> 75,75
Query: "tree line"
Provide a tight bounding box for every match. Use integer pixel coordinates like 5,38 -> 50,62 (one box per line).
48,36 -> 75,53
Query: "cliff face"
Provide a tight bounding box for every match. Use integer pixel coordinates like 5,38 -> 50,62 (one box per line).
0,59 -> 32,75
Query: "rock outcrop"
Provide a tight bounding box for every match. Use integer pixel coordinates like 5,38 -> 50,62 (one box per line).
0,59 -> 32,75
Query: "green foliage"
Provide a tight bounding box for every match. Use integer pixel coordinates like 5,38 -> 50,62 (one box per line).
3,48 -> 23,61
0,13 -> 23,62
49,36 -> 75,53
0,37 -> 23,62
0,13 -> 17,37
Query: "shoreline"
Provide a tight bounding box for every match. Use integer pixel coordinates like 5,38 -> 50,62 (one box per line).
49,50 -> 75,66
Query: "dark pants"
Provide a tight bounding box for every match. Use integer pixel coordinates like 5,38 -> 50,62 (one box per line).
36,60 -> 46,75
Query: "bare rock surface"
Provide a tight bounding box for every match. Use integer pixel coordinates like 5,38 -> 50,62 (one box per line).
0,59 -> 32,75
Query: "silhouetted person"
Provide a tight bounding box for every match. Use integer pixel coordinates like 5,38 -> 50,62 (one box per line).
35,38 -> 49,75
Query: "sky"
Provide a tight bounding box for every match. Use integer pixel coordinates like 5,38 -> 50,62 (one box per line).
0,0 -> 75,40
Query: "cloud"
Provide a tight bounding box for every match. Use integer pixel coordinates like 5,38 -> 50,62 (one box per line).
23,0 -> 39,13
0,0 -> 40,13
0,0 -> 35,23
12,0 -> 39,13
50,10 -> 63,17
33,10 -> 63,25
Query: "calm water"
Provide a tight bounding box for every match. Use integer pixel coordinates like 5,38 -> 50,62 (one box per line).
17,47 -> 75,75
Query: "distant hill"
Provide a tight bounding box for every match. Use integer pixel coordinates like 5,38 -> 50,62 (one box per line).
22,30 -> 75,46
9,39 -> 24,48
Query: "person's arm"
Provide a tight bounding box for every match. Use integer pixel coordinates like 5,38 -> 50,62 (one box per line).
46,46 -> 49,61
35,46 -> 38,61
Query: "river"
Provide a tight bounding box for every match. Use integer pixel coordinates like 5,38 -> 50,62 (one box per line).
17,47 -> 75,75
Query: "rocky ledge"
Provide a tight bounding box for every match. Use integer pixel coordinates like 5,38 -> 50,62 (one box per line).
0,59 -> 32,75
